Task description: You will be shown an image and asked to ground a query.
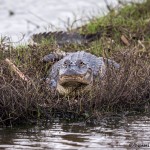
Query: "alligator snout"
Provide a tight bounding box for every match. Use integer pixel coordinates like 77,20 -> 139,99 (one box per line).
60,69 -> 85,78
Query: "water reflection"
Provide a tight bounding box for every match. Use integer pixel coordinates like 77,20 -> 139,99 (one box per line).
0,115 -> 150,149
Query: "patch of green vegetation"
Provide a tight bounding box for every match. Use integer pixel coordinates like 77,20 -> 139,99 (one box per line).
79,0 -> 150,54
85,0 -> 150,32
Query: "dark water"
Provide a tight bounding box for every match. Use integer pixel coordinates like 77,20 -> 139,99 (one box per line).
0,114 -> 150,150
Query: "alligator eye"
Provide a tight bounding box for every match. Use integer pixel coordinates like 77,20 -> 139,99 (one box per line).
80,61 -> 85,66
64,62 -> 67,65
63,62 -> 67,67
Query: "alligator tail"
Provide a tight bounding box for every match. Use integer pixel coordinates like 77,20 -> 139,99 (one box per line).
81,31 -> 102,42
31,31 -> 65,43
31,31 -> 102,44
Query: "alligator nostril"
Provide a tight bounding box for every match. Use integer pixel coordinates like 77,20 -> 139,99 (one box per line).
64,69 -> 78,75
63,60 -> 74,68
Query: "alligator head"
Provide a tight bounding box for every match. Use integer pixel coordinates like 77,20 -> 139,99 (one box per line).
57,59 -> 93,95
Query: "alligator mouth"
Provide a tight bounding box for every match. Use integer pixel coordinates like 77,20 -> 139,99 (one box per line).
59,72 -> 92,87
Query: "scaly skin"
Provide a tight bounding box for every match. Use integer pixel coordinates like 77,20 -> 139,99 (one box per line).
29,31 -> 119,95
30,31 -> 102,46
44,51 -> 119,95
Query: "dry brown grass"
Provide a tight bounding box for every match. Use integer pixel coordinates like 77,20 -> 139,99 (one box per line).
0,0 -> 150,126
1,39 -> 149,126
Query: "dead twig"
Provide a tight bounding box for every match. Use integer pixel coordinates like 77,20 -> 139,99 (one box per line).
5,58 -> 31,85
121,35 -> 130,46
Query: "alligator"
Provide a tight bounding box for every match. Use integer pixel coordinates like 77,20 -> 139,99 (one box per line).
30,31 -> 102,46
43,51 -> 120,95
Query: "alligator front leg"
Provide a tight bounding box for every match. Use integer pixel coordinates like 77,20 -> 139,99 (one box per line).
41,51 -> 68,63
103,58 -> 120,69
46,78 -> 57,94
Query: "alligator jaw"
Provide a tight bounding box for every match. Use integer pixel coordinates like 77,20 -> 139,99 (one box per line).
58,71 -> 92,87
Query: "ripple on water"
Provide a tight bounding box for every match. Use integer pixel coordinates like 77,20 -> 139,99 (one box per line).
1,115 -> 150,149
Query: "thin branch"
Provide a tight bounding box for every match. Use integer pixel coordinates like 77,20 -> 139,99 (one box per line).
5,58 -> 31,84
